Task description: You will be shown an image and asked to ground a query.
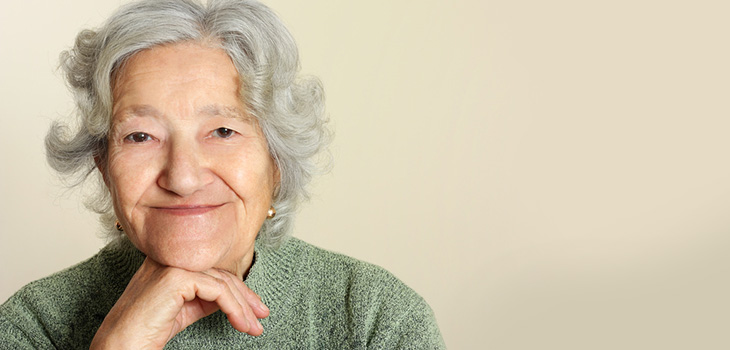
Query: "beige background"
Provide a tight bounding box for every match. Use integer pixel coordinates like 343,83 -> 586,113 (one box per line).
1,0 -> 729,349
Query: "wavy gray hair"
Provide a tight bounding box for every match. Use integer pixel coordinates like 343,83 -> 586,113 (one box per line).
45,0 -> 330,247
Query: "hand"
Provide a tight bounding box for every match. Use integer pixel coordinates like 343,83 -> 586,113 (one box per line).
90,258 -> 269,349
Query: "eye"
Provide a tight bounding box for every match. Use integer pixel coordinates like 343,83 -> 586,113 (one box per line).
212,127 -> 236,138
124,132 -> 152,143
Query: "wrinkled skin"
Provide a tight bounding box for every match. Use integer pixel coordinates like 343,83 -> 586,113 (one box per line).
91,43 -> 275,349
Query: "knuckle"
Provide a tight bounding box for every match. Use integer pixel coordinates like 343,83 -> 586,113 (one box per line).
214,278 -> 228,293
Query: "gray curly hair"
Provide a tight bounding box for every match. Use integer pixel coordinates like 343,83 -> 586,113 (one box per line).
45,0 -> 330,247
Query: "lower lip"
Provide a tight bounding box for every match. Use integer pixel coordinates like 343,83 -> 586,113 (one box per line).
153,205 -> 223,216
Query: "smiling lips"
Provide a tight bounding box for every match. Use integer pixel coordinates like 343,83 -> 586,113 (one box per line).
152,204 -> 224,216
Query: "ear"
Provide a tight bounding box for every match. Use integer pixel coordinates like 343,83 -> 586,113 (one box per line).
272,161 -> 281,198
94,155 -> 110,187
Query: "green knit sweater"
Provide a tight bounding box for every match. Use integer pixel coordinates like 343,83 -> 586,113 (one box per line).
0,237 -> 445,349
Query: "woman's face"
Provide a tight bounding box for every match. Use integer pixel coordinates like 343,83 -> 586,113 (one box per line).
104,43 -> 278,276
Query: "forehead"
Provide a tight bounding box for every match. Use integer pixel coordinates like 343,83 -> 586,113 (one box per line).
122,41 -> 236,75
112,42 -> 241,110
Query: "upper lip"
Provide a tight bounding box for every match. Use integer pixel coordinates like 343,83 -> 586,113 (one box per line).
151,204 -> 224,209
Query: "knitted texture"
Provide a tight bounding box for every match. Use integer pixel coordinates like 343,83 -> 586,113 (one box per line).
0,237 -> 445,349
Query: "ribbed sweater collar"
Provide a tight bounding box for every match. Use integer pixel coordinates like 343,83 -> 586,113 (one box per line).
100,235 -> 306,330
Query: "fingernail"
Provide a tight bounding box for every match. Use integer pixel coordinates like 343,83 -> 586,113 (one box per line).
256,319 -> 263,330
260,303 -> 269,312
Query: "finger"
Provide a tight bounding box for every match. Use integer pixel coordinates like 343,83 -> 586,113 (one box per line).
189,274 -> 252,333
206,270 -> 263,336
217,270 -> 270,319
240,283 -> 270,319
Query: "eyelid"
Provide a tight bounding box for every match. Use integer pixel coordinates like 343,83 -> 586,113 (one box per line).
123,131 -> 154,143
210,127 -> 239,139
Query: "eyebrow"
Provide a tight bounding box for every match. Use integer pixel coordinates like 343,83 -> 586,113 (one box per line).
114,104 -> 251,123
198,104 -> 252,122
113,104 -> 161,123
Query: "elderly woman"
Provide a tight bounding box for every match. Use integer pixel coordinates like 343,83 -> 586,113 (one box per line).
0,0 -> 444,348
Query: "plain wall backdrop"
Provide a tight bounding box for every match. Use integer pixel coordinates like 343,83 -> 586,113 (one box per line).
1,1 -> 729,349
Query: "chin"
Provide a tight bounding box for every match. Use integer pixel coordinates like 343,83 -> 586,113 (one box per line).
143,239 -> 232,272
132,217 -> 238,271
158,253 -> 220,272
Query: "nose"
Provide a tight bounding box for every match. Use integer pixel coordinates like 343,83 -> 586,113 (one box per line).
157,138 -> 213,196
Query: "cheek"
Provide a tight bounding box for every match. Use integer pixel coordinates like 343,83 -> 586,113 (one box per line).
217,153 -> 275,205
107,150 -> 159,213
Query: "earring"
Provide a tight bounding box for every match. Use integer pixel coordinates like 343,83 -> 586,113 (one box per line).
267,206 -> 276,219
115,221 -> 124,232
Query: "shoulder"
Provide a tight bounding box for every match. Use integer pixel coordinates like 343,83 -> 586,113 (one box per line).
0,255 -> 100,348
2,239 -> 140,312
281,237 -> 412,294
0,239 -> 143,348
280,238 -> 446,349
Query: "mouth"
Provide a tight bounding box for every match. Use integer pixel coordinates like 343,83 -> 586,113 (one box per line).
151,204 -> 225,216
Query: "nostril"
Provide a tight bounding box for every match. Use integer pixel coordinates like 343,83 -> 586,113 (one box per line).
157,146 -> 209,196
